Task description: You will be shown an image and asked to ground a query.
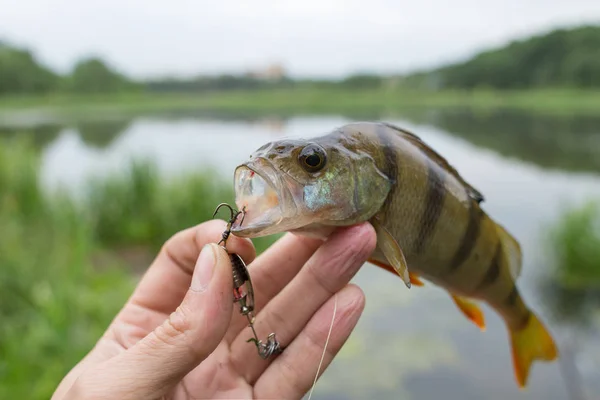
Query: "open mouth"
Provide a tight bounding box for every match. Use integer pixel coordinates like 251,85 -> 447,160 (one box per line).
232,163 -> 283,233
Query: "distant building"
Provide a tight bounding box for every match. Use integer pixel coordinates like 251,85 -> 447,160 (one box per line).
384,75 -> 402,89
246,63 -> 286,81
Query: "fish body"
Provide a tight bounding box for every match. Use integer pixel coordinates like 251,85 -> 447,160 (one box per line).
231,122 -> 558,388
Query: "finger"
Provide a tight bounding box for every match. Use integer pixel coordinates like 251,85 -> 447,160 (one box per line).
68,244 -> 234,400
246,233 -> 324,309
255,284 -> 366,399
126,219 -> 255,317
230,222 -> 376,383
225,233 -> 324,341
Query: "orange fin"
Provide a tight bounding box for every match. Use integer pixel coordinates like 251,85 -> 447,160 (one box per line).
370,219 -> 411,288
367,259 -> 424,287
409,272 -> 425,287
450,294 -> 486,331
510,312 -> 558,388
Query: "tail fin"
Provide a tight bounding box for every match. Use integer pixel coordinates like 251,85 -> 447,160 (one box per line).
495,223 -> 556,387
509,312 -> 558,388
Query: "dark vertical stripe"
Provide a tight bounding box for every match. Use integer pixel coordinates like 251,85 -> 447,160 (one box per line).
448,197 -> 483,271
505,284 -> 519,308
474,241 -> 502,292
516,309 -> 532,331
504,284 -> 531,330
352,166 -> 361,212
374,124 -> 399,214
414,159 -> 446,253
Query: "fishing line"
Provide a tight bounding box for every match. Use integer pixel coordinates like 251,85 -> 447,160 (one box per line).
307,293 -> 338,400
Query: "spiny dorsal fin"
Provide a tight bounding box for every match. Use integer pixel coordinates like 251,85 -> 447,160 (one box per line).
381,122 -> 485,204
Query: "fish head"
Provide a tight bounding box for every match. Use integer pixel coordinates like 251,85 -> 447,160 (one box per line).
231,132 -> 392,238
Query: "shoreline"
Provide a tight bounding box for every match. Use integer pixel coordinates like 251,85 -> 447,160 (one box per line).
1,88 -> 599,121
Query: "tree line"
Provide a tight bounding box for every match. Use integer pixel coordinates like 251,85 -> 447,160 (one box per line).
406,25 -> 600,90
0,42 -> 139,95
0,24 -> 598,96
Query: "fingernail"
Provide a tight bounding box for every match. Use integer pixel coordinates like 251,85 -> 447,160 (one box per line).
191,244 -> 216,292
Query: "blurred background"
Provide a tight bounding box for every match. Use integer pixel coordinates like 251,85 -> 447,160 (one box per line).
1,1 -> 599,399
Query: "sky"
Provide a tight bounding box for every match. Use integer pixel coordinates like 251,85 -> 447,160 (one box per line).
1,0 -> 599,79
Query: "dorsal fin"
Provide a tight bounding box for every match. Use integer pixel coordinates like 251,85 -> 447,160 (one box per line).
381,122 -> 485,204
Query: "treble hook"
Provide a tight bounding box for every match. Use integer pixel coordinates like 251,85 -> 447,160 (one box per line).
212,202 -> 246,246
211,202 -> 283,360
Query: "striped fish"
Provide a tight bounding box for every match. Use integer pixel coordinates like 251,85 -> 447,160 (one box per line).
230,121 -> 558,388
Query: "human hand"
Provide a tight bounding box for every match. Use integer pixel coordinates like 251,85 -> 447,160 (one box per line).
52,219 -> 376,399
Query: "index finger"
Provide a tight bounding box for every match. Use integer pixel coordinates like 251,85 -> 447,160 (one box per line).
128,219 -> 256,315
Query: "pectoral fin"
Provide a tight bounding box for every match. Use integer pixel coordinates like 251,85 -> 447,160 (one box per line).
408,272 -> 425,287
371,219 -> 411,288
450,294 -> 486,331
368,258 -> 425,287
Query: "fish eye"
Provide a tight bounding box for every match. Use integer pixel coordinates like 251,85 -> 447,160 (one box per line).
299,144 -> 327,172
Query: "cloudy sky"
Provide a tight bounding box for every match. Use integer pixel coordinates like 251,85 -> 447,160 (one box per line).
1,0 -> 598,78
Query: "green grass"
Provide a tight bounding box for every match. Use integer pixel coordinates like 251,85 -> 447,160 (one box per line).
1,87 -> 599,120
82,159 -> 277,255
0,137 -> 134,398
539,200 -> 600,329
0,136 -> 277,399
549,201 -> 600,290
84,160 -> 232,250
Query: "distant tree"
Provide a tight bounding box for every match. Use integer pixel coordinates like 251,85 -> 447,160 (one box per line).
67,57 -> 135,94
145,73 -> 293,93
340,74 -> 383,89
408,25 -> 600,90
0,42 -> 58,95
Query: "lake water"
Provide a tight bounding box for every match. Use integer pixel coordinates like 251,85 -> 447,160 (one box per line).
4,110 -> 600,399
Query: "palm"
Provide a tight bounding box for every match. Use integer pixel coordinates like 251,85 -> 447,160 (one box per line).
176,343 -> 253,399
110,307 -> 254,399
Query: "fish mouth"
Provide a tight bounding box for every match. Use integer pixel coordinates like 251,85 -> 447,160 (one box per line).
231,158 -> 293,237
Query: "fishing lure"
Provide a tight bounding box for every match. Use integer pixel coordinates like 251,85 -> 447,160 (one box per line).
212,203 -> 282,359
214,204 -> 335,399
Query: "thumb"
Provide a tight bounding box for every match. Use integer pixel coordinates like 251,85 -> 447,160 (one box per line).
70,244 -> 234,399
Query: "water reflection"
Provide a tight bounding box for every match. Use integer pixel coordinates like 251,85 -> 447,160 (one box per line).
537,280 -> 600,400
0,124 -> 62,150
0,119 -> 133,151
402,108 -> 600,173
539,280 -> 599,330
76,119 -> 132,149
4,108 -> 600,176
